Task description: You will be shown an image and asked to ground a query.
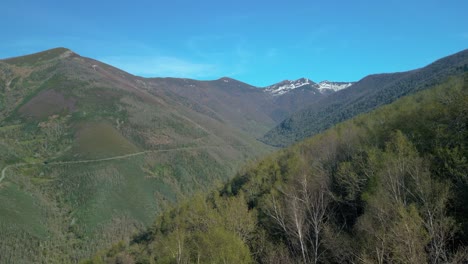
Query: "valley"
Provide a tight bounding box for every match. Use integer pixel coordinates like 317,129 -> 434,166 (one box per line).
2,0 -> 468,262
0,47 -> 467,263
88,71 -> 468,264
0,48 -> 349,262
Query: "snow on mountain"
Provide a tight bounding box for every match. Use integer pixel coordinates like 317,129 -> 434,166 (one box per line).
265,78 -> 353,96
317,81 -> 353,92
264,78 -> 315,96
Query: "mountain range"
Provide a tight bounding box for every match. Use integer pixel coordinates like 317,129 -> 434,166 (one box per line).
89,70 -> 468,264
0,48 -> 273,261
0,47 -> 351,262
1,47 -> 467,262
262,49 -> 468,146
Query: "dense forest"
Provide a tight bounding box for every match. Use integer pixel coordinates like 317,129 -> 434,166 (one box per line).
85,73 -> 468,263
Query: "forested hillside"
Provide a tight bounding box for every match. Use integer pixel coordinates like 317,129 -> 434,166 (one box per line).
262,49 -> 468,147
88,73 -> 468,263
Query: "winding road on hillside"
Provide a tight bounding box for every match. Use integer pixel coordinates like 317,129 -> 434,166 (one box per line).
0,145 -> 227,185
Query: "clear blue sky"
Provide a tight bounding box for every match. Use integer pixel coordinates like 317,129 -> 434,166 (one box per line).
2,0 -> 467,86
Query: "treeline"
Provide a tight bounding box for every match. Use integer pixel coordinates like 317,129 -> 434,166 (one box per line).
84,74 -> 467,263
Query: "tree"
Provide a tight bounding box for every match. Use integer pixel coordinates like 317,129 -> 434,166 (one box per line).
356,131 -> 461,263
266,166 -> 331,264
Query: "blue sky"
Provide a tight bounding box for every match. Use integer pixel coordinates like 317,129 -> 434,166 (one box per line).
2,0 -> 467,86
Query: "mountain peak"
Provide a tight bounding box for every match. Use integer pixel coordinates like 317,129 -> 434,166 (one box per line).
2,47 -> 78,65
48,47 -> 73,53
297,77 -> 311,83
264,78 -> 315,96
218,77 -> 235,82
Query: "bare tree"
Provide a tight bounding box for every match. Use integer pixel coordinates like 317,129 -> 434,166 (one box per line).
266,169 -> 331,264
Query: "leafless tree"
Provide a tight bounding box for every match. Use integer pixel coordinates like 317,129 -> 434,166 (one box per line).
266,168 -> 331,264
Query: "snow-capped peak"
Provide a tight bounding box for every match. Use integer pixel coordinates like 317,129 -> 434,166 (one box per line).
317,80 -> 353,92
264,78 -> 354,96
265,78 -> 315,96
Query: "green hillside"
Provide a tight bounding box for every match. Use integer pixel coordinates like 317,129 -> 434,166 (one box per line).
262,49 -> 468,147
0,48 -> 274,262
90,73 -> 468,263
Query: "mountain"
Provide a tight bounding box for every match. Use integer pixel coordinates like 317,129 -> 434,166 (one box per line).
0,48 -> 284,262
138,77 -> 273,137
86,72 -> 468,264
142,76 -> 353,130
264,78 -> 317,96
264,78 -> 353,96
4,47 -> 466,263
0,47 -> 359,262
261,49 -> 468,146
316,80 -> 354,93
262,78 -> 354,121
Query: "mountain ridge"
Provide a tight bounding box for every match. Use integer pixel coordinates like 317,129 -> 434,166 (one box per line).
0,47 -> 350,132
1,47 -> 353,97
261,48 -> 468,146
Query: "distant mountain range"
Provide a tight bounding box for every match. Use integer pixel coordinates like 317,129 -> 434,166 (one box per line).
261,49 -> 468,146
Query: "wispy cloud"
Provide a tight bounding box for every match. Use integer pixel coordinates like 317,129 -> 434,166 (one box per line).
99,55 -> 218,79
459,32 -> 468,40
185,34 -> 253,77
96,34 -> 256,79
2,35 -> 254,80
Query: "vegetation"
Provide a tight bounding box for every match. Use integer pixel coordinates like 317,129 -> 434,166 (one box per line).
262,49 -> 468,147
0,48 -> 274,262
89,74 -> 468,263
2,47 -> 468,263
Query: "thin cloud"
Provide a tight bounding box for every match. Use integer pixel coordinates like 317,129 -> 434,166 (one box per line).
185,34 -> 253,78
99,55 -> 218,79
